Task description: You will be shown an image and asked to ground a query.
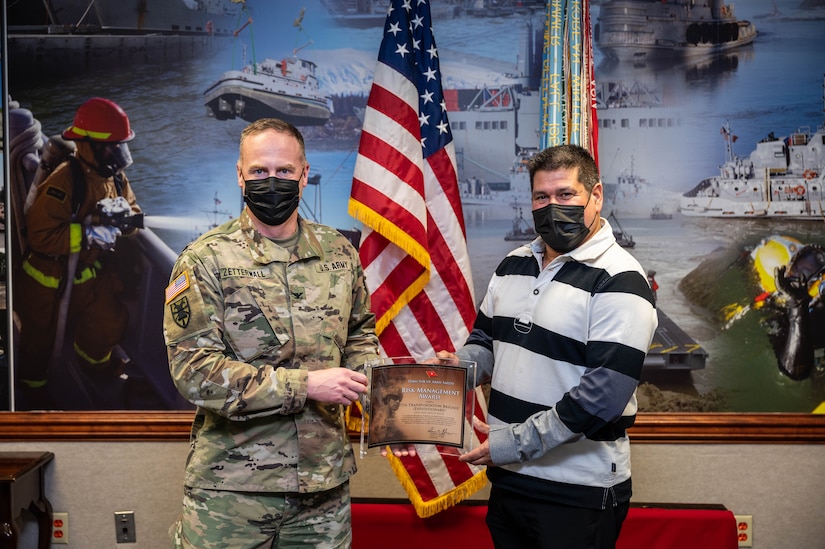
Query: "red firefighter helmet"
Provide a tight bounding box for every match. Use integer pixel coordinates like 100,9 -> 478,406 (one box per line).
62,97 -> 135,143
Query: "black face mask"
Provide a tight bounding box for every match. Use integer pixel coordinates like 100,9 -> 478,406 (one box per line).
243,175 -> 301,226
532,196 -> 594,254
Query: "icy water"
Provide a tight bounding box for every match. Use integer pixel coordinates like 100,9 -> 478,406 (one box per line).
7,0 -> 825,411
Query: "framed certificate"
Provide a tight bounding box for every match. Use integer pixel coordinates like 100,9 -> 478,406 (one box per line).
360,356 -> 477,456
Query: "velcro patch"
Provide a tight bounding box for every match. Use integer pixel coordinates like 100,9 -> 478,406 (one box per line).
165,271 -> 190,304
169,296 -> 191,329
45,186 -> 68,202
219,267 -> 271,278
315,260 -> 349,273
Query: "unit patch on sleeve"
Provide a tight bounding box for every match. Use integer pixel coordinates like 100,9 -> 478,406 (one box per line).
169,296 -> 191,329
163,270 -> 212,344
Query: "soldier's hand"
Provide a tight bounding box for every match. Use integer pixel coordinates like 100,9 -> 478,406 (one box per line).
307,368 -> 368,405
381,444 -> 417,458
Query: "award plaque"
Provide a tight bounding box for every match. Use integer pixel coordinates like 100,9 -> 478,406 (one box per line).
360,356 -> 477,457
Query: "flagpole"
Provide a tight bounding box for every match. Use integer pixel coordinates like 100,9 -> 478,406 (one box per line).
583,0 -> 599,163
541,0 -> 567,149
541,0 -> 598,159
566,0 -> 583,145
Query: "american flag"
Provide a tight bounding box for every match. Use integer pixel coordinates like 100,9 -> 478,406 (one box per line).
348,0 -> 486,517
164,271 -> 189,304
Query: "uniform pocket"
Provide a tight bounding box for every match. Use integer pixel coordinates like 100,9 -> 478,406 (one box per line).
223,285 -> 288,362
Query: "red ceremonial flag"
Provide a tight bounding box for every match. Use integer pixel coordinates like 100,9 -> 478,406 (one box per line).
583,0 -> 599,165
348,0 -> 487,517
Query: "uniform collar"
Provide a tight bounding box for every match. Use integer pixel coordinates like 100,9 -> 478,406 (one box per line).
240,211 -> 323,265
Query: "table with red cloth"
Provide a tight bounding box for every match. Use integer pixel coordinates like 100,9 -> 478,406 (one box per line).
351,499 -> 738,549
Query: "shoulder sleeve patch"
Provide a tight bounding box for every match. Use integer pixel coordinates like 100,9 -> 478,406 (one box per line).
165,271 -> 190,304
45,186 -> 68,203
163,271 -> 212,345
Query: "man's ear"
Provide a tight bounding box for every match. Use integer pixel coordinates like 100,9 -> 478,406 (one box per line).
236,164 -> 245,190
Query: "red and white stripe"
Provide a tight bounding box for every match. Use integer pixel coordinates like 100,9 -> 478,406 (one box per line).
348,26 -> 484,516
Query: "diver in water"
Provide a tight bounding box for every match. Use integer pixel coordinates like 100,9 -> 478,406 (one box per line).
766,244 -> 825,382
724,235 -> 825,392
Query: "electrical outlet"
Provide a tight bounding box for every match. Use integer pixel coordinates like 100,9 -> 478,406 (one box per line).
51,512 -> 69,544
114,511 -> 137,543
735,514 -> 753,547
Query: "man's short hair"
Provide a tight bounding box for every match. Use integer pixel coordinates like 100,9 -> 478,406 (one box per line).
239,118 -> 306,163
528,144 -> 600,192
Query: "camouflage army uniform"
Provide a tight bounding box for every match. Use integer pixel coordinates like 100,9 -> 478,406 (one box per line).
163,211 -> 378,548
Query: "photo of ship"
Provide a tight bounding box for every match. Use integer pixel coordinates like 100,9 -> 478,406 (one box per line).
316,0 -> 520,27
680,85 -> 825,220
318,0 -> 392,27
421,15 -> 716,216
203,55 -> 333,126
594,0 -> 757,63
6,0 -> 243,79
603,154 -> 680,219
203,7 -> 333,126
449,85 -> 537,206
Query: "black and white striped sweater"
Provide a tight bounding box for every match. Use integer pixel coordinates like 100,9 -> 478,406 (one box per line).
458,219 -> 658,510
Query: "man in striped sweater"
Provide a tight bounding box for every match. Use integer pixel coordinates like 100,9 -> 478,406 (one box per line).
447,145 -> 658,548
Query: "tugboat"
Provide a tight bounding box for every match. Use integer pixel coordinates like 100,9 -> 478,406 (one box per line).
504,204 -> 537,242
203,8 -> 333,126
680,82 -> 825,220
608,212 -> 636,249
595,0 -> 757,63
650,206 -> 673,220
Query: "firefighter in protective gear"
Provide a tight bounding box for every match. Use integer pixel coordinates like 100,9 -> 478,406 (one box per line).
15,97 -> 142,409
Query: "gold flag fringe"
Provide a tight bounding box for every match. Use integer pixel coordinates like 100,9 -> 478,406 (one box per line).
374,271 -> 429,335
347,198 -> 433,335
386,452 -> 489,519
347,198 -> 432,271
345,400 -> 365,433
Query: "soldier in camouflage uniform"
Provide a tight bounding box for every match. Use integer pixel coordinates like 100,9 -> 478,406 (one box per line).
163,118 -> 377,548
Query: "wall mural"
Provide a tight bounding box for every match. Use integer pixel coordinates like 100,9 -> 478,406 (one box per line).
2,0 -> 823,412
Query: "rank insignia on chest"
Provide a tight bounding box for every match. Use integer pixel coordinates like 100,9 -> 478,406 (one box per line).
169,296 -> 191,329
